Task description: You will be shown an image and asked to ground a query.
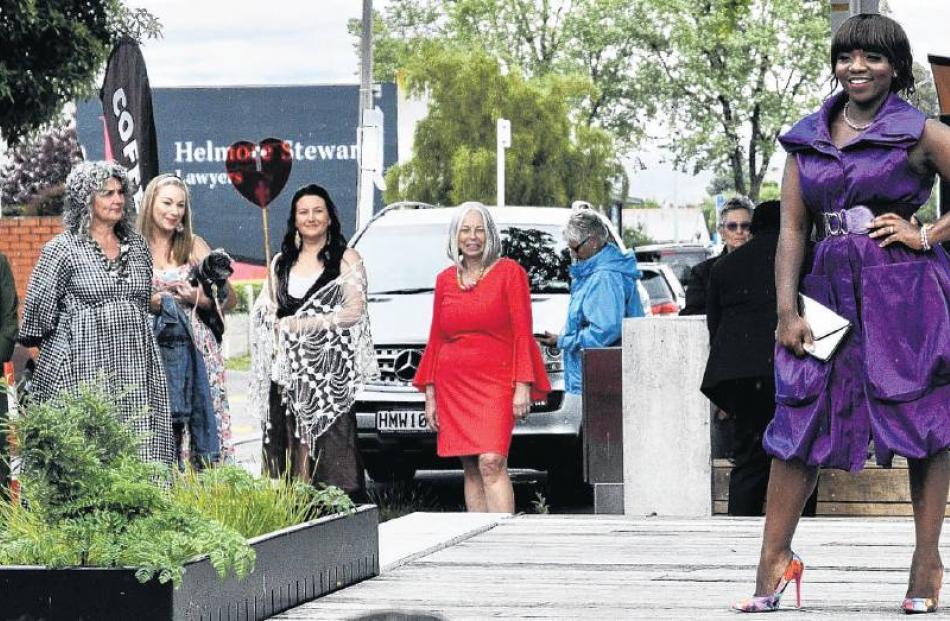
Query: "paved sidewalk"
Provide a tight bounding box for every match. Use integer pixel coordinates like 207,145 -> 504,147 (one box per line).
277,514 -> 943,620
378,512 -> 510,572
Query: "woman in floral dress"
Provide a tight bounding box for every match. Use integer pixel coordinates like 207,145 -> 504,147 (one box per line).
137,173 -> 237,463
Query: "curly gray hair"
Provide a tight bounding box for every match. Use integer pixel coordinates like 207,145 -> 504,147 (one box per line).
63,161 -> 136,237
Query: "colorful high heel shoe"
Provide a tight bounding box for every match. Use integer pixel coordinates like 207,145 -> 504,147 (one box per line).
732,553 -> 805,613
901,597 -> 938,614
902,568 -> 942,615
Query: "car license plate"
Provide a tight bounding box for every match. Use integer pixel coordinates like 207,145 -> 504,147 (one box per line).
377,410 -> 430,433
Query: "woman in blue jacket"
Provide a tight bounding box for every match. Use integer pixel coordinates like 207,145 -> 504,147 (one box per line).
539,210 -> 644,394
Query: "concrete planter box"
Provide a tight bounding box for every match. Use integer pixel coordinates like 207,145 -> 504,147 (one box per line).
0,504 -> 378,620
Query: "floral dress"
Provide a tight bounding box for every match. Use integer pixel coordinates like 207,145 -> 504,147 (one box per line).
153,263 -> 234,462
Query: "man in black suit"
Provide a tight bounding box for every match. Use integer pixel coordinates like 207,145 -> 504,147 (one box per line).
700,201 -> 816,516
679,196 -> 753,316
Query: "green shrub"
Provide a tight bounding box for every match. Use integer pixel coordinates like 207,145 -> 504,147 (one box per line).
0,382 -> 352,587
171,465 -> 353,539
228,280 -> 265,314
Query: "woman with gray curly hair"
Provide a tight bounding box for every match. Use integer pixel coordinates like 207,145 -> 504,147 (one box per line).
18,161 -> 174,466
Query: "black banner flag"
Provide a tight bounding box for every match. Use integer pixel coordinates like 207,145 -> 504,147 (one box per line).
100,39 -> 159,207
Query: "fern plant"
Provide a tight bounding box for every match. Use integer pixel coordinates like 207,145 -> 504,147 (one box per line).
0,382 -> 356,586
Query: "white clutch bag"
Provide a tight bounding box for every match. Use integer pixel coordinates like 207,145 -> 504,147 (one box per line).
798,293 -> 851,361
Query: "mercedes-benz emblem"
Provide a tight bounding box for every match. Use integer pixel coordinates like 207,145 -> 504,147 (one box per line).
393,349 -> 422,382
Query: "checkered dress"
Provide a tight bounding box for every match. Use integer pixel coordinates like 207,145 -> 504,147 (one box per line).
19,232 -> 174,466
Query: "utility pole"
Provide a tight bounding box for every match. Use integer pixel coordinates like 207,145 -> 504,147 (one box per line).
496,118 -> 510,207
356,0 -> 375,231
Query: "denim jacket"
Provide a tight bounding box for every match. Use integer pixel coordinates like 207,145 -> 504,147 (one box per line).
152,294 -> 219,463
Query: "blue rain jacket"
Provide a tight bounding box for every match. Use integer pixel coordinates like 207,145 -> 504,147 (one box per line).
557,244 -> 644,394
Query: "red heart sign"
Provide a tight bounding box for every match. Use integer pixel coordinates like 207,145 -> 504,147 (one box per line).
225,138 -> 292,208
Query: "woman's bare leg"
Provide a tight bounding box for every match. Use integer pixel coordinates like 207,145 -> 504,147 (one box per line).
906,452 -> 949,599
460,456 -> 488,512
479,452 -> 515,513
754,458 -> 819,595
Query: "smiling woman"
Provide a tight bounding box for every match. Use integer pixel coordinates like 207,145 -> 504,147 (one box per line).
734,14 -> 950,614
18,161 -> 174,466
250,183 -> 379,501
138,173 -> 238,468
412,202 -> 551,514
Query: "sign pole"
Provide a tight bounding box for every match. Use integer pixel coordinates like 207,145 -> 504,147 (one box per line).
261,206 -> 274,301
356,0 -> 375,230
497,118 -> 511,207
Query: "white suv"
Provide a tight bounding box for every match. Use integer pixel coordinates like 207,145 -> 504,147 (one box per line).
351,203 -> 644,496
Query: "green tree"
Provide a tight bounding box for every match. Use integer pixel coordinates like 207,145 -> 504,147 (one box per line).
355,0 -> 651,142
632,0 -> 829,202
913,61 -> 939,117
700,196 -> 717,236
758,180 -> 780,201
706,173 -> 734,197
623,224 -> 655,249
0,1 -> 161,145
383,42 -> 624,206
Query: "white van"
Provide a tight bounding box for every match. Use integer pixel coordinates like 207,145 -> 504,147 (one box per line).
351,203 -> 646,497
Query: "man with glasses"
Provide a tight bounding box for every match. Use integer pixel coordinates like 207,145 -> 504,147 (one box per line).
679,196 -> 753,465
701,201 -> 817,516
679,196 -> 754,316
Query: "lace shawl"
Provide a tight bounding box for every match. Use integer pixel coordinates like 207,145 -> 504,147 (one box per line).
250,260 -> 378,453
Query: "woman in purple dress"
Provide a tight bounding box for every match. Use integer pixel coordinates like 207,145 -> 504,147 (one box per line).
734,15 -> 950,614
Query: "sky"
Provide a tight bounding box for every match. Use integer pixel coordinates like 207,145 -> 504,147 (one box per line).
130,0 -> 950,205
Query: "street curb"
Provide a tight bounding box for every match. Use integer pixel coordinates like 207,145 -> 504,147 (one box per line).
379,512 -> 511,573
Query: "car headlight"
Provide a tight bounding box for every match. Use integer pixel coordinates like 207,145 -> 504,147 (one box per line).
542,345 -> 562,373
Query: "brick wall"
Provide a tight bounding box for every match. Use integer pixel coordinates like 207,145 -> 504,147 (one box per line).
0,216 -> 63,311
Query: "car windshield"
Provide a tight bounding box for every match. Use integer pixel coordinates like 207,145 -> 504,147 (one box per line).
356,223 -> 572,295
640,270 -> 674,303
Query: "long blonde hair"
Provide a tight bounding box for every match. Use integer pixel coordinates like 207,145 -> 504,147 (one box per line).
137,174 -> 194,265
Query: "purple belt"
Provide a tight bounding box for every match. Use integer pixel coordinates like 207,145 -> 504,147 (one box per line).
820,206 -> 875,238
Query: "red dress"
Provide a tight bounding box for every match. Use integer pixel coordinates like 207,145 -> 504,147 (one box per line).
413,258 -> 551,457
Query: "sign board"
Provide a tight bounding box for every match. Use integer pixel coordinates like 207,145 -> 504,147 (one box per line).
497,118 -> 511,148
76,84 -> 398,263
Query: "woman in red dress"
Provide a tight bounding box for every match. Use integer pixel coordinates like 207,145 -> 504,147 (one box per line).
413,202 -> 551,513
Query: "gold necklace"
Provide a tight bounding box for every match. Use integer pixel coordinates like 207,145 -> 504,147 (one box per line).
457,264 -> 486,290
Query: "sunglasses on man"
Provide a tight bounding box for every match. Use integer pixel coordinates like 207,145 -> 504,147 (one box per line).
722,221 -> 751,232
